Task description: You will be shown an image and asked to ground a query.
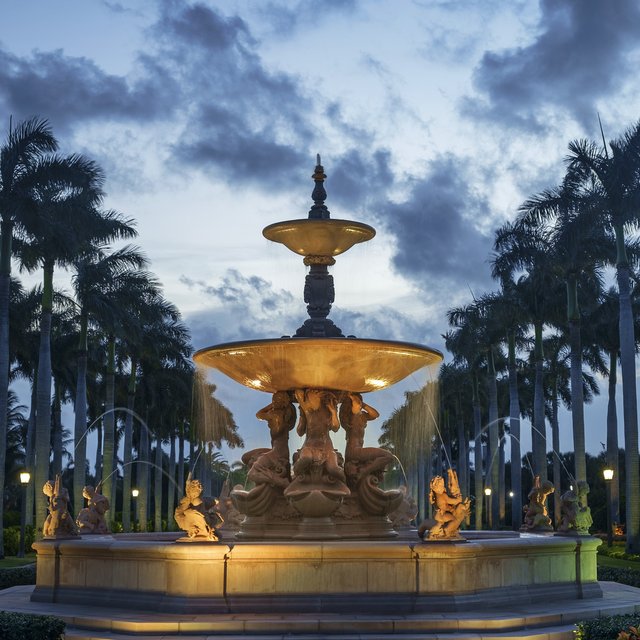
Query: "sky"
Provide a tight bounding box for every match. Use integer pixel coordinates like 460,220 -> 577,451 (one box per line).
2,0 -> 640,473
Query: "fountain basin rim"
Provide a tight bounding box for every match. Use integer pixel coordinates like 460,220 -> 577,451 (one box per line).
193,337 -> 443,393
262,218 -> 376,257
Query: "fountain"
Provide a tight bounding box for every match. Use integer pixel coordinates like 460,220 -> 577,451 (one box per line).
27,159 -> 605,635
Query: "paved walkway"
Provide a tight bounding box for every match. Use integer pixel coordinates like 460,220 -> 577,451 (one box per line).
1,581 -> 639,639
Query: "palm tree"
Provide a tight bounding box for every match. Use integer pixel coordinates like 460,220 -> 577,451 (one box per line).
17,157 -> 137,531
0,117 -> 57,552
444,320 -> 486,529
493,221 -> 563,481
519,176 -> 610,483
479,282 -> 529,529
448,299 -> 504,527
567,121 -> 640,551
70,245 -> 146,515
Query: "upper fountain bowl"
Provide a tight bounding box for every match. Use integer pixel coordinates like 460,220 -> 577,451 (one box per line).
263,219 -> 375,257
194,337 -> 442,393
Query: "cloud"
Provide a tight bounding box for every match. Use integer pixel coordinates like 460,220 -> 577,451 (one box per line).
463,0 -> 640,131
0,48 -> 174,133
181,270 -> 300,347
257,0 -> 358,36
376,154 -> 493,292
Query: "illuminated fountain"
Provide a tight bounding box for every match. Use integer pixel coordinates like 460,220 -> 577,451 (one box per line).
29,159 -> 603,631
195,156 -> 440,540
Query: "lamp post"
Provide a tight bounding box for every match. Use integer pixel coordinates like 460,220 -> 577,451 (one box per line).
484,487 -> 492,529
132,488 -> 139,531
603,467 -> 614,547
18,471 -> 31,558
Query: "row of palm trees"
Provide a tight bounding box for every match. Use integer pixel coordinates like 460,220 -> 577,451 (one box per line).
426,120 -> 640,552
0,117 -> 242,553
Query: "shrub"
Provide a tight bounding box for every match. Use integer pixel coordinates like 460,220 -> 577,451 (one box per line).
3,525 -> 36,557
0,564 -> 36,590
0,612 -> 64,639
598,566 -> 640,589
576,615 -> 640,640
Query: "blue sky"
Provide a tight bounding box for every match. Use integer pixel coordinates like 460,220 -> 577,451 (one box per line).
2,0 -> 640,466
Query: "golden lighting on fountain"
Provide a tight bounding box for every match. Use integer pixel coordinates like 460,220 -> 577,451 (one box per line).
194,337 -> 442,393
263,219 -> 375,257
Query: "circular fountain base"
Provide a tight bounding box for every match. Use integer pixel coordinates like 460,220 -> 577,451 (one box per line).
31,533 -> 601,615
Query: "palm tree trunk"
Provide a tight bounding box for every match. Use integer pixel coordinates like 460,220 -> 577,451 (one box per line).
472,374 -> 483,529
95,420 -> 102,484
154,434 -> 163,531
533,322 -> 547,480
0,220 -> 14,554
455,400 -> 468,503
607,350 -> 620,524
138,410 -> 149,532
73,314 -> 89,516
178,421 -> 185,503
551,379 -> 562,527
167,432 -> 176,531
616,256 -> 639,553
35,262 -> 55,533
52,380 -> 63,478
487,347 -> 500,527
26,381 -> 36,526
102,336 -> 116,510
507,331 -> 522,530
122,361 -> 136,532
499,436 -> 505,524
567,273 -> 586,483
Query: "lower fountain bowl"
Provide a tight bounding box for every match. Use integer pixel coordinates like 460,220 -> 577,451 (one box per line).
31,532 -> 601,614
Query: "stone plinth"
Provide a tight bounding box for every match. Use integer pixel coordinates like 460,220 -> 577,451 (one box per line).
31,533 -> 601,614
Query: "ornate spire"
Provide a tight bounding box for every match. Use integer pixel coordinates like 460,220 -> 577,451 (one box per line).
308,154 -> 330,219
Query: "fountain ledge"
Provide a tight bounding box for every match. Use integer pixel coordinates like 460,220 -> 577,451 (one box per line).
31,534 -> 601,614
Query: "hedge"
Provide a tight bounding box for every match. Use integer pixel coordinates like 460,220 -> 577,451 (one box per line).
0,564 -> 36,590
0,612 -> 64,640
598,566 -> 640,589
575,614 -> 640,640
3,525 -> 36,557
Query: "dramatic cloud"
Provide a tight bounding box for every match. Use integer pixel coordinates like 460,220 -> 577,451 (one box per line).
463,0 -> 640,130
180,270 -> 301,347
377,154 -> 493,292
0,48 -> 174,132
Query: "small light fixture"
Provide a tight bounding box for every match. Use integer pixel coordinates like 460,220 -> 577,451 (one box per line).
509,491 -> 514,498
131,488 -> 140,498
603,468 -> 614,481
569,485 -> 573,491
19,471 -> 30,485
484,487 -> 492,496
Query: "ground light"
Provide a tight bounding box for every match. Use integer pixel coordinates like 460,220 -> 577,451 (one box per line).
603,467 -> 614,547
18,470 -> 31,558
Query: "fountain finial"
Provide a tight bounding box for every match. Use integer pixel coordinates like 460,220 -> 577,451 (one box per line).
309,154 -> 329,219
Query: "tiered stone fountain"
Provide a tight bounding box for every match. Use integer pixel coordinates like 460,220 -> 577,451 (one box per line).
30,159 -> 603,629
195,155 -> 440,541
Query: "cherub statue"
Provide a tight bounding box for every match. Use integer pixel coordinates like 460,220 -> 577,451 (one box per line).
76,484 -> 110,534
174,474 -> 222,541
522,475 -> 555,531
558,481 -> 592,535
419,469 -> 470,540
43,475 -> 79,539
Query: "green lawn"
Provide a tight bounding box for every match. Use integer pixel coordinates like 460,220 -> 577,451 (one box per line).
0,555 -> 36,569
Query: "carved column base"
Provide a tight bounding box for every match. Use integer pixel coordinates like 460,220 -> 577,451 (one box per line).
293,516 -> 341,540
